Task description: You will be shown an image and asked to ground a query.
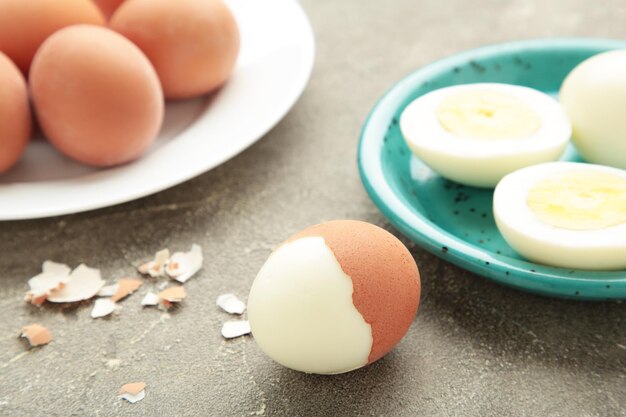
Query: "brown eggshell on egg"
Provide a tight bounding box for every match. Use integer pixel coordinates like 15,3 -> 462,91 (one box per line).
30,25 -> 164,167
289,220 -> 421,364
0,52 -> 31,174
110,0 -> 240,99
0,0 -> 105,75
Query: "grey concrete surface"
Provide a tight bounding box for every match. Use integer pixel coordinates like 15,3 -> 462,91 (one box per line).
1,0 -> 626,416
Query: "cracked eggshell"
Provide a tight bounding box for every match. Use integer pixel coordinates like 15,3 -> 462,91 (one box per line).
20,324 -> 52,347
25,273 -> 66,305
42,261 -> 71,276
216,293 -> 246,315
221,320 -> 251,339
24,261 -> 71,305
91,298 -> 116,318
166,244 -> 203,283
141,292 -> 159,306
158,286 -> 186,302
138,248 -> 170,277
46,264 -> 104,303
118,382 -> 146,403
248,220 -> 421,374
98,284 -> 118,297
111,279 -> 142,302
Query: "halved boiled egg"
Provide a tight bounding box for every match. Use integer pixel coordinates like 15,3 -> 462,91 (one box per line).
494,162 -> 626,270
400,83 -> 571,187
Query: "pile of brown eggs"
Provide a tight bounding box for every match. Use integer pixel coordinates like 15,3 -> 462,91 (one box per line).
0,0 -> 239,173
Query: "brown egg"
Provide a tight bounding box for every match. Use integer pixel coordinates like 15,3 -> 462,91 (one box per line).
0,52 -> 31,174
110,0 -> 240,99
0,0 -> 105,75
248,220 -> 421,374
92,0 -> 126,20
30,25 -> 164,167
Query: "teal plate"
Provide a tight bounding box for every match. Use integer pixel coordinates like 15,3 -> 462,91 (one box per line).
358,38 -> 626,300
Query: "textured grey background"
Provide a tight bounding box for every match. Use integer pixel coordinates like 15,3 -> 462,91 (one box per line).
1,0 -> 626,416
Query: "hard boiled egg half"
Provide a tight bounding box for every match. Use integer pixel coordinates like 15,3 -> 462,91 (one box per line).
400,83 -> 571,187
494,162 -> 626,270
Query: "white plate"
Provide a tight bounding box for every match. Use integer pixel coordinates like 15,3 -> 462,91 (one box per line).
0,0 -> 315,220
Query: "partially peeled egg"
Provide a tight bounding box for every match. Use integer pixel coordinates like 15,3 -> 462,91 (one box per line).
400,83 -> 571,187
247,220 -> 420,374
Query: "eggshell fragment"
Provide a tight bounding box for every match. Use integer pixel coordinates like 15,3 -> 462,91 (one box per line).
110,0 -> 240,99
221,320 -> 251,339
25,273 -> 67,305
30,25 -> 164,167
24,261 -> 71,305
141,292 -> 159,307
46,264 -> 104,303
138,249 -> 170,277
158,286 -> 186,309
118,382 -> 146,404
165,244 -> 203,283
24,272 -> 69,305
159,286 -> 186,302
98,284 -> 118,297
217,293 -> 246,315
0,0 -> 105,74
91,298 -> 116,319
0,52 -> 30,174
42,261 -> 71,276
20,324 -> 52,347
111,279 -> 142,302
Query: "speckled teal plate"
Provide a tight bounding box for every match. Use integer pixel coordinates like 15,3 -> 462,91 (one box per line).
358,38 -> 626,300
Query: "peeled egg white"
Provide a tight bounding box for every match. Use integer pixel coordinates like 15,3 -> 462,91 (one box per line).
400,83 -> 571,187
494,162 -> 626,270
560,50 -> 626,169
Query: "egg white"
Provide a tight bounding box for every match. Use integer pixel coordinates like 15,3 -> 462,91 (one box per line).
247,236 -> 373,374
400,83 -> 571,188
560,50 -> 626,169
493,161 -> 626,270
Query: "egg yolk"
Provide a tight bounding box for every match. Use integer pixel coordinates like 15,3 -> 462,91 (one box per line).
527,171 -> 626,230
436,91 -> 541,139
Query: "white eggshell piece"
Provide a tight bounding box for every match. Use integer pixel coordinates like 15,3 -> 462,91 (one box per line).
119,390 -> 145,404
221,320 -> 251,339
216,293 -> 246,315
46,264 -> 105,303
98,284 -> 119,297
42,260 -> 71,276
247,237 -> 373,374
91,298 -> 116,319
25,271 -> 69,303
141,292 -> 159,306
138,248 -> 170,277
166,244 -> 203,283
